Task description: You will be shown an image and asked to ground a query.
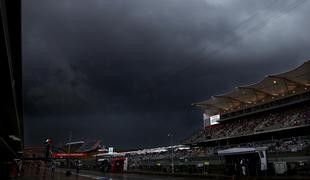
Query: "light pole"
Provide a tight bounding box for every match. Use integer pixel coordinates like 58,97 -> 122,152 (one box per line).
66,131 -> 72,176
168,133 -> 174,174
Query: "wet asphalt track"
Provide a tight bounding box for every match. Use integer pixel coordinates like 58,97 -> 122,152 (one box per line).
72,169 -> 210,180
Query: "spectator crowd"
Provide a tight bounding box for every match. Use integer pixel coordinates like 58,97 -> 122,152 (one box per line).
186,102 -> 310,143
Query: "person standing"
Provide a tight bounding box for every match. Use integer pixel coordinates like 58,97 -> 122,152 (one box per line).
51,162 -> 55,172
240,159 -> 247,176
75,160 -> 80,174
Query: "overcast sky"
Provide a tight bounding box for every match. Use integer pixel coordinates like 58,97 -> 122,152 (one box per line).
23,0 -> 310,149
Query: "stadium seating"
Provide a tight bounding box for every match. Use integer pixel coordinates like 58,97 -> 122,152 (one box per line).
185,102 -> 310,143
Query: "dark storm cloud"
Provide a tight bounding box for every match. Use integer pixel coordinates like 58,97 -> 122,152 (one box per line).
23,0 -> 310,148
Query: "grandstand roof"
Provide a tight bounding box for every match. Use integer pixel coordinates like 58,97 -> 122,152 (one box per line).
193,60 -> 310,115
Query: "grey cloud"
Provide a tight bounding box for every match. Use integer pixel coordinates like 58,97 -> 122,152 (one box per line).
23,0 -> 310,148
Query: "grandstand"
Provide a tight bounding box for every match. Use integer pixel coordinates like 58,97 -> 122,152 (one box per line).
188,60 -> 310,144
121,61 -> 310,177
